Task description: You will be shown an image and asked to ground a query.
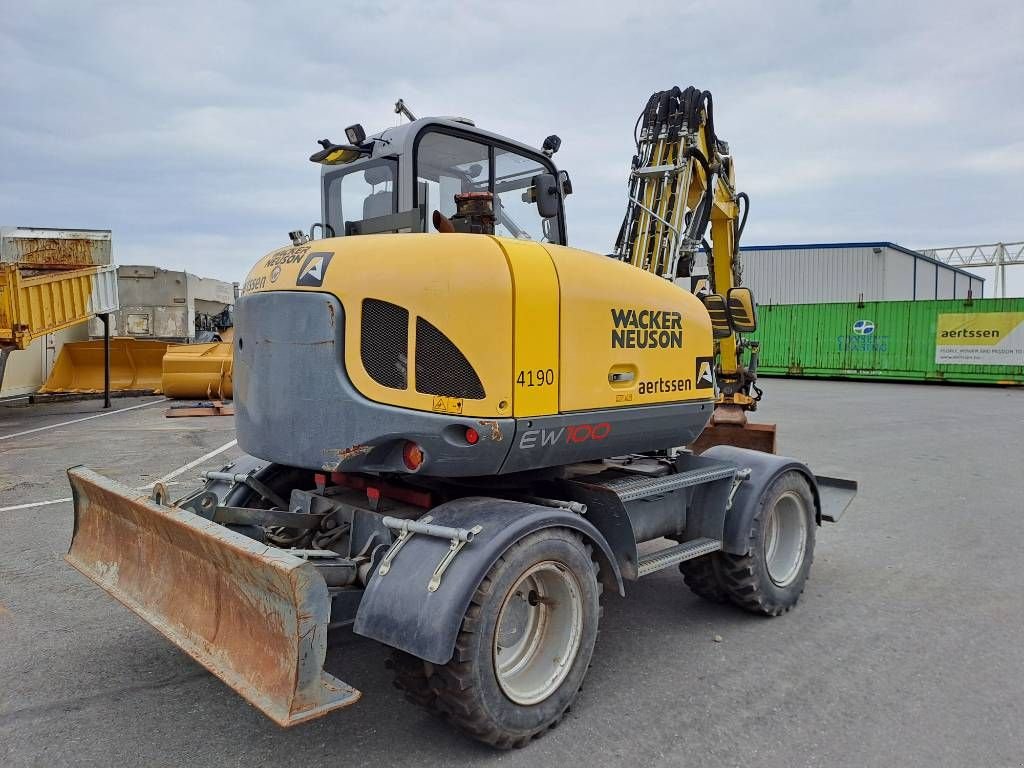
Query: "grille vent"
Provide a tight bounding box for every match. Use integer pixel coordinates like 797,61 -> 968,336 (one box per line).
415,317 -> 485,399
361,298 -> 408,389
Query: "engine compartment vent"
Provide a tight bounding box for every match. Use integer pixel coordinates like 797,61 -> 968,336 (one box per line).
415,317 -> 485,399
361,298 -> 408,389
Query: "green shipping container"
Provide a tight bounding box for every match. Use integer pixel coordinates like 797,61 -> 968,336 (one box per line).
750,298 -> 1024,385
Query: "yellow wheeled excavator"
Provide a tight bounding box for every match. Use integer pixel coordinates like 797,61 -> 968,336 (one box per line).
65,90 -> 856,748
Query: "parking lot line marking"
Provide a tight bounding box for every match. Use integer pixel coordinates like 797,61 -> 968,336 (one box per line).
143,439 -> 239,488
0,438 -> 239,513
0,497 -> 72,512
0,398 -> 169,442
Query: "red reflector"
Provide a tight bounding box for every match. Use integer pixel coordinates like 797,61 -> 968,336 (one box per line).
402,441 -> 424,471
465,427 -> 479,445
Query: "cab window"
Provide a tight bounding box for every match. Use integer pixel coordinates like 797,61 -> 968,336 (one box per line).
324,159 -> 397,235
493,147 -> 558,242
415,129 -> 563,242
416,133 -> 490,232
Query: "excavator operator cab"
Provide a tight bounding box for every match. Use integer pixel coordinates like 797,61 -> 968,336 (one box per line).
312,116 -> 571,245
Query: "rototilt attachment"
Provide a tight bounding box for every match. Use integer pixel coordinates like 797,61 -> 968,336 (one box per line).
64,467 -> 359,726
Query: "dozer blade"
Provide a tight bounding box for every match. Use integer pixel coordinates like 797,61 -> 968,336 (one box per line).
65,467 -> 360,726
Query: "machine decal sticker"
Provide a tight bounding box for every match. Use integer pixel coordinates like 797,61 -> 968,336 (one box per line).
935,312 -> 1024,365
264,244 -> 312,267
519,422 -> 611,449
297,252 -> 333,287
696,356 -> 715,388
637,377 -> 693,395
270,265 -> 281,283
432,395 -> 464,415
610,308 -> 683,349
240,275 -> 266,295
852,319 -> 875,335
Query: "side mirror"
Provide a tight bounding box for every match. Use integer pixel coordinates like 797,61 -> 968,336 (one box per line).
727,287 -> 757,333
533,173 -> 560,219
701,293 -> 733,338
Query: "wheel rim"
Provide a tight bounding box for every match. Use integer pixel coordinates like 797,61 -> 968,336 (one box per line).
764,491 -> 808,587
493,560 -> 584,705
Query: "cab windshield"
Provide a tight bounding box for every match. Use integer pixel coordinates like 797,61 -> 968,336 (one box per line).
416,130 -> 563,243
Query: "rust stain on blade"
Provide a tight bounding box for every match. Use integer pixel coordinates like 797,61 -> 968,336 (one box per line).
65,467 -> 361,726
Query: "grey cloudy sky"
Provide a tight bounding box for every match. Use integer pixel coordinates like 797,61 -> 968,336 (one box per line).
2,0 -> 1022,293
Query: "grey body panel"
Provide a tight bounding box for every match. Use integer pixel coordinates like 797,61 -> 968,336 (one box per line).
234,292 -> 514,476
353,496 -> 622,665
699,445 -> 835,555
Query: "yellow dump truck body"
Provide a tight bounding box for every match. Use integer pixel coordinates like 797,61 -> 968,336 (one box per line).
0,263 -> 119,350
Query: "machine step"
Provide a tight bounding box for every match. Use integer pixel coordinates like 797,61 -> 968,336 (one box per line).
599,462 -> 736,502
637,537 -> 722,576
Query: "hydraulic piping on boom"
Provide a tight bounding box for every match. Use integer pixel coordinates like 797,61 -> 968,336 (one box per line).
614,86 -> 774,453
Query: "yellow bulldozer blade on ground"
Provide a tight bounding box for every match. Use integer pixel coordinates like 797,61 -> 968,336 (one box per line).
161,341 -> 233,399
65,467 -> 360,726
39,338 -> 168,394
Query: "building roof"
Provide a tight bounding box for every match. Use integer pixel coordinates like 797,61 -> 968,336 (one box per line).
738,241 -> 983,281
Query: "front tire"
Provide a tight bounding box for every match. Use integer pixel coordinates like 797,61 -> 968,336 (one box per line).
392,528 -> 602,748
681,470 -> 816,616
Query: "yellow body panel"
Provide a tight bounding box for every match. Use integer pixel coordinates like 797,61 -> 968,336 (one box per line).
543,244 -> 715,412
493,239 -> 560,417
242,234 -> 514,418
241,234 -> 714,419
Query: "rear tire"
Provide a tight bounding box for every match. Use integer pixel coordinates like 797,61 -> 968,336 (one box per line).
391,528 -> 602,749
681,470 -> 816,616
679,555 -> 729,603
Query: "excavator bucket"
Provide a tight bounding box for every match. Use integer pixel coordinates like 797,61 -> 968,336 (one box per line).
161,341 -> 233,399
65,467 -> 360,726
39,338 -> 168,394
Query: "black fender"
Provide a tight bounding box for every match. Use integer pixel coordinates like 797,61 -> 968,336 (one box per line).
700,445 -> 822,556
352,496 -> 623,665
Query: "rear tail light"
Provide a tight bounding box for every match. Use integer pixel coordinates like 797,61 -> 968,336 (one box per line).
402,441 -> 424,471
465,427 -> 479,445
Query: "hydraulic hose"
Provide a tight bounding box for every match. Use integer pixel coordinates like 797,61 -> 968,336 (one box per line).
736,191 -> 750,244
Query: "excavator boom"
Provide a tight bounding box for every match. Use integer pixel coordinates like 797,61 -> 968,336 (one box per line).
615,86 -> 775,452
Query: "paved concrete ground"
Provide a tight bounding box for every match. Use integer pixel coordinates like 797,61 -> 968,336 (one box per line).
1,380 -> 1022,767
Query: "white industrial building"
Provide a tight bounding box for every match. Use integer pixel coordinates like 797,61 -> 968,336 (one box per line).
736,242 -> 984,305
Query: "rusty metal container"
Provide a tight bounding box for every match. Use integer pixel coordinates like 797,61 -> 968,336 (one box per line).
0,227 -> 112,269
